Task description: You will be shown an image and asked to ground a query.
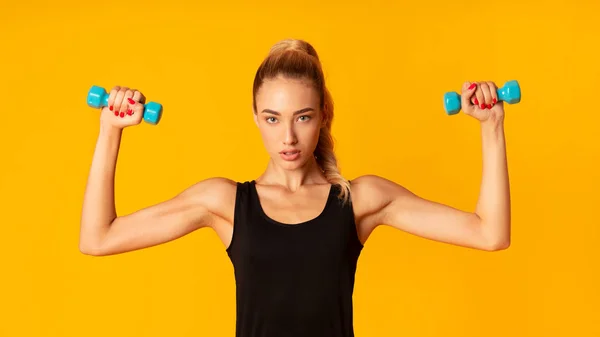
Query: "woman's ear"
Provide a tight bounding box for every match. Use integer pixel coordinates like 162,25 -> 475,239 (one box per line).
320,112 -> 328,128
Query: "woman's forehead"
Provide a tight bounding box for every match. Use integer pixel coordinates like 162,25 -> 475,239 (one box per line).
256,78 -> 320,111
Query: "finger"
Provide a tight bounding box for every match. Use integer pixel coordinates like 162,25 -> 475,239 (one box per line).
121,89 -> 135,117
132,90 -> 146,104
117,88 -> 132,118
475,83 -> 485,110
487,81 -> 498,107
130,90 -> 146,116
125,90 -> 136,116
479,82 -> 491,109
113,87 -> 129,117
461,82 -> 477,109
107,86 -> 121,114
131,101 -> 145,118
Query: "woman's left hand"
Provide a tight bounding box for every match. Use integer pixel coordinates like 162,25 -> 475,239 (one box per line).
461,81 -> 505,125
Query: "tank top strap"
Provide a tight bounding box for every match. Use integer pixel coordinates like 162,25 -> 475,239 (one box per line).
340,180 -> 364,250
226,181 -> 254,254
234,181 -> 253,216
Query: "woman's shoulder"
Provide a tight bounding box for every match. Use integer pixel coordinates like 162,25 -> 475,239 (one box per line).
190,176 -> 239,193
184,177 -> 240,224
350,174 -> 409,197
349,174 -> 412,230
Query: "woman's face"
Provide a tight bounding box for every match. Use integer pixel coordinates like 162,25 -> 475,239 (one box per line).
254,75 -> 325,170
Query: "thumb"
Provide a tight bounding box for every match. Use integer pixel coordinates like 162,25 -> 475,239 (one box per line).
461,82 -> 477,110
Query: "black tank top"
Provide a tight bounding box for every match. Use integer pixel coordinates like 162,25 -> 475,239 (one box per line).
226,180 -> 363,337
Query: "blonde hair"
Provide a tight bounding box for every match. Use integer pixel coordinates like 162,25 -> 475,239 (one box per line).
252,39 -> 351,205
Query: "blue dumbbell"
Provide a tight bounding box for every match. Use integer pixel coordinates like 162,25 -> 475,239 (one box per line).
87,85 -> 163,125
443,80 -> 521,115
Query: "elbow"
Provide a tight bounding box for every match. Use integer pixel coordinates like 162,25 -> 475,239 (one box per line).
482,237 -> 510,251
79,241 -> 105,256
79,223 -> 110,256
478,220 -> 511,251
79,245 -> 100,256
488,240 -> 510,251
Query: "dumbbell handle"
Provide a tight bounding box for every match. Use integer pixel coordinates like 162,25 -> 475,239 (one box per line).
87,85 -> 163,125
443,80 -> 521,115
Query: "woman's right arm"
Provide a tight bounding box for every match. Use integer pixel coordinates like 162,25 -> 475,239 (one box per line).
79,86 -> 234,256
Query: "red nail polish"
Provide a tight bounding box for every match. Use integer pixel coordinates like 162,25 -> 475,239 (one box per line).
114,110 -> 119,116
127,109 -> 133,115
487,104 -> 492,109
480,103 -> 486,109
468,83 -> 476,90
474,98 -> 479,105
109,105 -> 113,111
127,98 -> 135,105
120,112 -> 125,118
493,98 -> 497,104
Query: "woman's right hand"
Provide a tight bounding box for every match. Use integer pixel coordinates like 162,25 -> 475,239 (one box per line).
100,86 -> 147,129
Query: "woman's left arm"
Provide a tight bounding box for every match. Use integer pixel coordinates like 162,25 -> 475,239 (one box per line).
354,81 -> 510,251
474,109 -> 511,250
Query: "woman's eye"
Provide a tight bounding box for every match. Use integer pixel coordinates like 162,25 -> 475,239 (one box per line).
266,116 -> 310,123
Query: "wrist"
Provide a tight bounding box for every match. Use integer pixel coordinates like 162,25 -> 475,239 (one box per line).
99,123 -> 123,139
481,117 -> 504,132
480,119 -> 505,143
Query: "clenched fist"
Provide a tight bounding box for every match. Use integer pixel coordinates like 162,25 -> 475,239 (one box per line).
461,81 -> 505,125
100,86 -> 147,129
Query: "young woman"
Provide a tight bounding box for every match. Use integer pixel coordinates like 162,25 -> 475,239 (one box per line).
80,39 -> 510,337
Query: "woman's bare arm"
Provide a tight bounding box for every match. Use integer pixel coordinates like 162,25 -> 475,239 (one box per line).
79,123 -> 236,256
79,86 -> 236,256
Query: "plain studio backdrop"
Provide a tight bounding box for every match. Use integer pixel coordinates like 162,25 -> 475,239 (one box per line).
0,0 -> 598,336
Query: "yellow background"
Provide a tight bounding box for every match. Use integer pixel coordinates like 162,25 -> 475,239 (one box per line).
1,0 -> 598,336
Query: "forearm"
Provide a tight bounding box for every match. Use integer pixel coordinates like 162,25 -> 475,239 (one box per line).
79,124 -> 122,252
475,120 -> 511,249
